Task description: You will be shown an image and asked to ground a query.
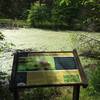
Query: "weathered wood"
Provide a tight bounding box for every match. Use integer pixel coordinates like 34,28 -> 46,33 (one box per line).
13,89 -> 19,100
73,85 -> 80,100
10,50 -> 88,99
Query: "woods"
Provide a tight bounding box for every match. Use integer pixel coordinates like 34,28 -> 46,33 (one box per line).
0,0 -> 99,31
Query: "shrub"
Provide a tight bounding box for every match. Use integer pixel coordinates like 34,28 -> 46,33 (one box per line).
27,2 -> 51,27
91,64 -> 100,93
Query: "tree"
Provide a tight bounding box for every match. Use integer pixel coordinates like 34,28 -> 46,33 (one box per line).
27,2 -> 51,27
0,0 -> 33,19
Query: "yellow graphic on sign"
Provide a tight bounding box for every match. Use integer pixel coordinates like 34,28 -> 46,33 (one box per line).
28,52 -> 74,57
55,53 -> 74,57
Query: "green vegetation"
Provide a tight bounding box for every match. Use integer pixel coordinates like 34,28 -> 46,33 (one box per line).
27,3 -> 51,27
0,0 -> 99,31
69,31 -> 100,100
19,87 -> 72,100
0,31 -> 4,40
0,72 -> 12,100
0,31 -> 4,52
27,0 -> 100,31
0,0 -> 30,19
0,19 -> 28,28
0,32 -> 12,99
90,63 -> 100,93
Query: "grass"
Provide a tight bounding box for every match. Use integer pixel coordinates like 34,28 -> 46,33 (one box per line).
0,18 -> 28,28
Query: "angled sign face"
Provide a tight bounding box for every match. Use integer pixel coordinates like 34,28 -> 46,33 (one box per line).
10,50 -> 87,88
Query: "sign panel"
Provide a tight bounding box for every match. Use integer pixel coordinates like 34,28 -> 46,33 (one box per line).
15,52 -> 82,86
17,52 -> 76,71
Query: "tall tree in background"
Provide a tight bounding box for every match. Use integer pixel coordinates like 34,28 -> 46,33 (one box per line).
0,0 -> 35,19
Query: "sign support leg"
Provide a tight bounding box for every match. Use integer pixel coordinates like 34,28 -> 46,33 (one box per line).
73,85 -> 80,100
13,89 -> 19,100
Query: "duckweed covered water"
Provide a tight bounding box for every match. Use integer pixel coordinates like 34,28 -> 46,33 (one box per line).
0,28 -> 100,73
0,28 -> 73,73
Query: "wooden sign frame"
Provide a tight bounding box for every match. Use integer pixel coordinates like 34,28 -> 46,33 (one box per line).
10,49 -> 88,100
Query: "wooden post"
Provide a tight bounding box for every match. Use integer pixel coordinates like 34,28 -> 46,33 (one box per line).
13,89 -> 19,100
73,85 -> 80,100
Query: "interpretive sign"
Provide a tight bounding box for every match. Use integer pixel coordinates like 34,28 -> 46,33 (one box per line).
10,50 -> 88,100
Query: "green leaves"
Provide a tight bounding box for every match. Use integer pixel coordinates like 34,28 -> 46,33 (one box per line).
60,0 -> 70,6
91,65 -> 100,92
27,0 -> 99,31
27,2 -> 51,26
0,32 -> 4,40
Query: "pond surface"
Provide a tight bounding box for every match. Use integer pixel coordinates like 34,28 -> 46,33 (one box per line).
0,28 -> 100,73
1,28 -> 74,50
0,28 -> 74,73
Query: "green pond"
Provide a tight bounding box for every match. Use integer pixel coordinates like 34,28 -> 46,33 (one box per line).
0,28 -> 100,73
0,28 -> 73,73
